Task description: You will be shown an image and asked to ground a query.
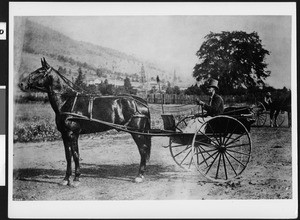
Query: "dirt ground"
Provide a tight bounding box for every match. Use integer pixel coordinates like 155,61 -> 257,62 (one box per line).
12,116 -> 293,201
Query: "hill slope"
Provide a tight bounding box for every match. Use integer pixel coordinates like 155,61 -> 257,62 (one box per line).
17,19 -> 169,85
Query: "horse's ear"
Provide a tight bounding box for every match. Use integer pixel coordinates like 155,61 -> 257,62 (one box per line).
43,57 -> 50,68
41,58 -> 44,67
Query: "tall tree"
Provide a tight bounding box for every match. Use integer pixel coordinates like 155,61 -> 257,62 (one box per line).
193,31 -> 270,94
74,67 -> 87,90
124,77 -> 133,93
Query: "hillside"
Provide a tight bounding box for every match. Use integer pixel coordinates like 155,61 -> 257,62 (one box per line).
16,19 -> 173,86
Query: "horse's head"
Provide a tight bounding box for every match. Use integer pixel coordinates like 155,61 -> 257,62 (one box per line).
19,58 -> 60,93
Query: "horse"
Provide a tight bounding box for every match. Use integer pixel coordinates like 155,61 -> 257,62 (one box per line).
19,58 -> 152,186
268,93 -> 291,127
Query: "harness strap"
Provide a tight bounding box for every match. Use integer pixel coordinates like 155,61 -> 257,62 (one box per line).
71,92 -> 79,112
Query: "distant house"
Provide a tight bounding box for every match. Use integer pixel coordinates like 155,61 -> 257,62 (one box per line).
88,78 -> 102,85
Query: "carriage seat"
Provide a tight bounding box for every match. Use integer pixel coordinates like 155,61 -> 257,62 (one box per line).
161,114 -> 176,131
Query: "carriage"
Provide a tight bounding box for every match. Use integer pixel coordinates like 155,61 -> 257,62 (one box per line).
20,58 -> 256,184
64,104 -> 255,182
252,101 -> 285,127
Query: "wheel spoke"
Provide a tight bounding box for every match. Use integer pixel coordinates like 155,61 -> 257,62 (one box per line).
195,147 -> 201,166
225,132 -> 247,146
224,152 -> 238,176
215,152 -> 222,179
207,123 -> 222,145
225,151 -> 246,168
197,128 -> 220,146
187,150 -> 194,169
196,145 -> 218,166
179,148 -> 192,166
195,146 -> 209,167
205,152 -> 220,175
222,119 -> 230,144
222,153 -> 228,180
174,145 -> 191,158
226,143 -> 250,149
198,151 -> 219,167
194,147 -> 217,155
194,140 -> 217,148
223,124 -> 239,145
226,148 -> 250,156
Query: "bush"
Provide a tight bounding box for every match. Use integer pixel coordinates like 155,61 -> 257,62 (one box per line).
14,120 -> 61,142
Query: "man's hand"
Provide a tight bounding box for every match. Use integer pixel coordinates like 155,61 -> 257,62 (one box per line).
196,99 -> 205,106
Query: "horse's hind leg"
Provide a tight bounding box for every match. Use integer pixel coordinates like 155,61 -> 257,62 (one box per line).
270,108 -> 275,127
273,110 -> 280,127
131,134 -> 151,183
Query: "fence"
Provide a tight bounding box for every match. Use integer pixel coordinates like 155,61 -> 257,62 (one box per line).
145,93 -> 255,105
15,91 -> 257,106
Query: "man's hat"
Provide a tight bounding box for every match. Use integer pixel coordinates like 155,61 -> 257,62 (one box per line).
207,78 -> 219,89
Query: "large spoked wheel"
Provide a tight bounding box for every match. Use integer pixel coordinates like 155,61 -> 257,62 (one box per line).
169,115 -> 203,170
192,116 -> 252,182
253,102 -> 267,126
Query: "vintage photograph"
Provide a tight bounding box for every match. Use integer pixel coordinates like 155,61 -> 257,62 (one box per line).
8,2 -> 297,219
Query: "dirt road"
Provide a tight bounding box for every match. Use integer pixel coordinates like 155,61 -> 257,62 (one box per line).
13,125 -> 293,201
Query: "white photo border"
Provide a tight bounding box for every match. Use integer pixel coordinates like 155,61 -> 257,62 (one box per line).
8,2 -> 297,219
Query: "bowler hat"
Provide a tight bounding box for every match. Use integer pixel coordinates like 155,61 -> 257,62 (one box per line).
207,78 -> 219,89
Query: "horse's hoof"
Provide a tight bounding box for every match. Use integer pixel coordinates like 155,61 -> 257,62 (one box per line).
59,180 -> 69,186
134,175 -> 144,183
71,180 -> 80,187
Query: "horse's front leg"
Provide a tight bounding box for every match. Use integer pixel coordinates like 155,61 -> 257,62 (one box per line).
61,131 -> 81,186
60,132 -> 72,186
71,133 -> 81,185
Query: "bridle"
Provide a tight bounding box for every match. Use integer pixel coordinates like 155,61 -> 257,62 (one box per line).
28,65 -> 87,94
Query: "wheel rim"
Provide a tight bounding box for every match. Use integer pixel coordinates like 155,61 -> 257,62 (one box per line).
169,116 -> 195,169
169,137 -> 193,170
192,116 -> 252,182
253,102 -> 267,126
256,112 -> 267,126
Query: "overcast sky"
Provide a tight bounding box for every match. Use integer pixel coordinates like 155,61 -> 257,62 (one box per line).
30,15 -> 292,89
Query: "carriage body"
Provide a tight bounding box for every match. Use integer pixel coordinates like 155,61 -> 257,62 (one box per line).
162,105 -> 254,182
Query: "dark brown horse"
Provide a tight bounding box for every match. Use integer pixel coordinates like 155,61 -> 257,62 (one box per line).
19,58 -> 152,186
269,93 -> 291,127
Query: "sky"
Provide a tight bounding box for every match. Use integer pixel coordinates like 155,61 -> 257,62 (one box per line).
29,15 -> 292,89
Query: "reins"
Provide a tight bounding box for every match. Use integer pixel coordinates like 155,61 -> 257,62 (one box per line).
44,66 -> 149,109
48,67 -> 88,94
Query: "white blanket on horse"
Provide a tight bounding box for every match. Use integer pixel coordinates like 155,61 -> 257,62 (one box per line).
183,116 -> 212,133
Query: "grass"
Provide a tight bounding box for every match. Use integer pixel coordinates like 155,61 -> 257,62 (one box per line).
13,102 -> 199,143
14,103 -> 60,142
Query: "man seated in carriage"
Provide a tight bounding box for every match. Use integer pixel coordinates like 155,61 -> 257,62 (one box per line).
197,78 -> 224,117
184,78 -> 224,132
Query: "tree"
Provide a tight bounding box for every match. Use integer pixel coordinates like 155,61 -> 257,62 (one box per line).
184,84 -> 203,95
193,31 -> 270,95
74,67 -> 87,91
124,77 -> 133,93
